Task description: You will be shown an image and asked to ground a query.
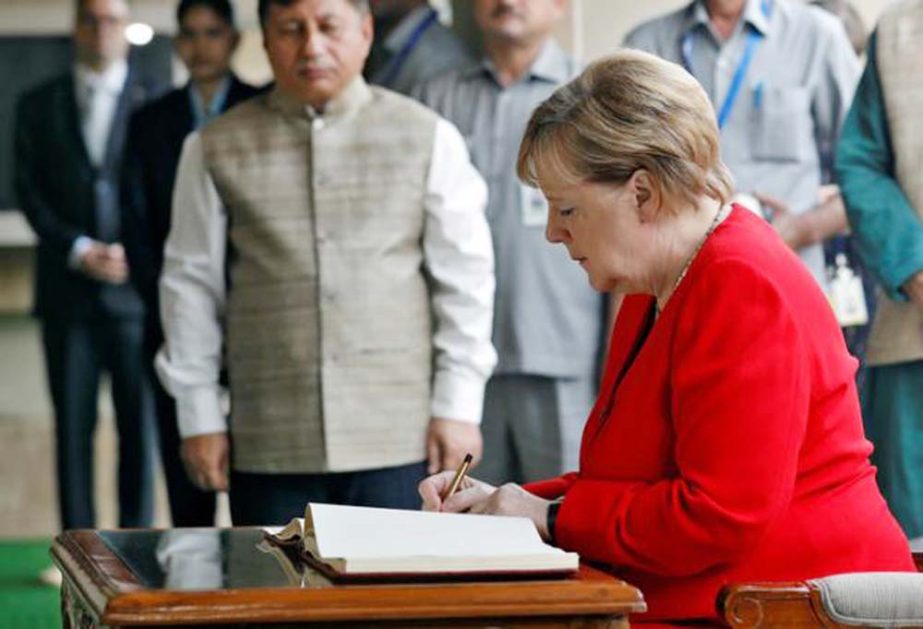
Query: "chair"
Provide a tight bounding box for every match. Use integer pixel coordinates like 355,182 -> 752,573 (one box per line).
717,553 -> 923,627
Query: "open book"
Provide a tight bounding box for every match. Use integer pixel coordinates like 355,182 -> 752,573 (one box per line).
263,503 -> 579,581
256,538 -> 333,588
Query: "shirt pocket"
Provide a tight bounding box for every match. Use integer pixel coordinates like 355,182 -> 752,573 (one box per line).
750,85 -> 813,163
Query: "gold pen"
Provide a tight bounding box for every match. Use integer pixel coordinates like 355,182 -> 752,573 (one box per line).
441,453 -> 473,501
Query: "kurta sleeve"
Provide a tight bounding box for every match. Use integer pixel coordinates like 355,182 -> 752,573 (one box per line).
552,259 -> 811,577
836,31 -> 923,300
423,119 -> 497,424
155,132 -> 228,438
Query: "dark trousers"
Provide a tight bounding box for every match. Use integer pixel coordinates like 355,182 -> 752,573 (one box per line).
149,358 -> 217,526
42,315 -> 156,530
229,461 -> 427,526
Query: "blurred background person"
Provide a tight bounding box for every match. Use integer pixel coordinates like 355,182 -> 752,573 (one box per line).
837,0 -> 923,549
121,0 -> 263,527
810,0 -> 867,56
806,0 -> 875,398
13,0 -> 162,530
421,49 -> 914,625
415,0 -> 606,484
364,0 -> 471,95
624,0 -> 859,295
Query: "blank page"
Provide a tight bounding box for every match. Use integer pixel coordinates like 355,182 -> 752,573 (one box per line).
308,503 -> 566,560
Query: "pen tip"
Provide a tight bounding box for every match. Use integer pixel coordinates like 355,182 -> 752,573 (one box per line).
464,453 -> 473,463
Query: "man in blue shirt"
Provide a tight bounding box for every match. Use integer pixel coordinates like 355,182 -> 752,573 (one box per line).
625,0 -> 859,290
415,0 -> 607,483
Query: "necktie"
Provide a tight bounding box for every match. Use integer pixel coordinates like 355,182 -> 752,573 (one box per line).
81,81 -> 119,241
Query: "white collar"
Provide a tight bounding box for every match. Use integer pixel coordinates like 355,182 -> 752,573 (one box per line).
74,58 -> 128,95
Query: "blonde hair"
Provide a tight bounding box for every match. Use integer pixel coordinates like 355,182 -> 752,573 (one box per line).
517,49 -> 733,212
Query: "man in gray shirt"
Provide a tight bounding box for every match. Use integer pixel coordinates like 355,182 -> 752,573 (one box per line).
365,0 -> 472,95
415,0 -> 606,483
625,0 -> 859,288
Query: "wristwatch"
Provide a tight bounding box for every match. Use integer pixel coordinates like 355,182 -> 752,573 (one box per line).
546,498 -> 563,544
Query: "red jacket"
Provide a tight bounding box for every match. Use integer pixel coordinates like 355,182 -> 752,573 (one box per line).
525,207 -> 913,623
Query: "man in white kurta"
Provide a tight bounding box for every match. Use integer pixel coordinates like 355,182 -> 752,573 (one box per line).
156,0 -> 496,524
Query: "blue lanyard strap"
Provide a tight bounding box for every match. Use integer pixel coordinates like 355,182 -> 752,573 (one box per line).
681,0 -> 773,129
380,9 -> 439,87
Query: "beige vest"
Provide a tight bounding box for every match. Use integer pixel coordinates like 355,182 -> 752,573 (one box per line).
201,79 -> 438,473
864,0 -> 923,366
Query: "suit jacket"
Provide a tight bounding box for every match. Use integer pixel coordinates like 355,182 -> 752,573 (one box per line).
121,75 -> 263,348
14,62 -> 163,322
525,207 -> 913,623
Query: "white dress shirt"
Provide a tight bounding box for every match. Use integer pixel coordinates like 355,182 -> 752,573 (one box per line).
157,118 -> 497,438
69,59 -> 128,267
75,59 -> 128,166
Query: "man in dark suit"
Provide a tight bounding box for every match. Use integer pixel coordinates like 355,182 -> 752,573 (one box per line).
121,0 -> 262,526
14,0 -> 162,530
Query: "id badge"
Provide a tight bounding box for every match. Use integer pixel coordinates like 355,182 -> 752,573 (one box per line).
520,185 -> 548,227
829,257 -> 869,327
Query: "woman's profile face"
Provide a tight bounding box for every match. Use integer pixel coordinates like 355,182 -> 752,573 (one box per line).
539,168 -> 658,295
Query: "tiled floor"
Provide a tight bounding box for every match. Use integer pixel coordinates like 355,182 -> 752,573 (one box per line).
0,314 -> 229,538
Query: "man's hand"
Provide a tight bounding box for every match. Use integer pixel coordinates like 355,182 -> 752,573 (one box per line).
756,190 -> 848,251
425,417 -> 482,475
180,432 -> 229,491
902,271 -> 923,310
755,193 -> 813,250
79,241 -> 128,284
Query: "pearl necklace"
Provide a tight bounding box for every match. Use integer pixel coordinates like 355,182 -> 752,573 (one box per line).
656,204 -> 729,315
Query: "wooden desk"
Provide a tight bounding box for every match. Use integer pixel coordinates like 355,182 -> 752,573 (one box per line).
52,528 -> 646,627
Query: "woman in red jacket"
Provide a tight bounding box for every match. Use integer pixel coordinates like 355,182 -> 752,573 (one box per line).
418,49 -> 914,624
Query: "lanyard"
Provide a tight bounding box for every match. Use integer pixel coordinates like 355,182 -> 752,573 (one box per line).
379,8 -> 439,87
681,0 -> 772,129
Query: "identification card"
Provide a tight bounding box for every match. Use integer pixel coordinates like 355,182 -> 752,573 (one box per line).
520,185 -> 549,227
828,255 -> 869,327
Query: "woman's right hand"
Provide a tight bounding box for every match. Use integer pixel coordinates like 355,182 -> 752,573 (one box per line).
418,471 -> 496,512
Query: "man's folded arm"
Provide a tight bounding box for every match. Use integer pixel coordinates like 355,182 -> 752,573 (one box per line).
836,31 -> 923,300
14,94 -> 86,260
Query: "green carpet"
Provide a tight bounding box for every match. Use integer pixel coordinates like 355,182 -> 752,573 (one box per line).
0,539 -> 61,629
